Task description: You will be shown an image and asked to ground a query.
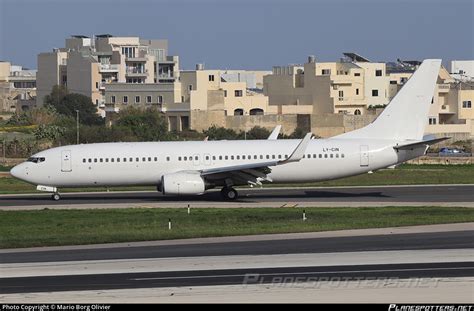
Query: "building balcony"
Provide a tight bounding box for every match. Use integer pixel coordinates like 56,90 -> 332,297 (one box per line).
126,68 -> 148,77
126,56 -> 147,62
99,64 -> 119,73
438,83 -> 450,93
334,97 -> 366,105
439,105 -> 456,114
331,75 -> 353,85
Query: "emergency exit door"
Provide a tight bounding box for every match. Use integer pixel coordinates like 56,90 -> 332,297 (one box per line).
360,145 -> 369,167
61,150 -> 72,172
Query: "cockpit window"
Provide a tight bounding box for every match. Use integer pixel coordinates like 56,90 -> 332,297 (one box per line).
27,157 -> 45,163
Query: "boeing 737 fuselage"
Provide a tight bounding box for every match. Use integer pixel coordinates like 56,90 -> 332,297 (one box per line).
10,60 -> 445,201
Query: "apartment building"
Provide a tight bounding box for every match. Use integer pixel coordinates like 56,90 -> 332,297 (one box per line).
36,35 -> 179,114
264,54 -> 473,138
0,61 -> 37,113
104,65 -> 269,131
386,61 -> 474,137
264,53 -> 389,116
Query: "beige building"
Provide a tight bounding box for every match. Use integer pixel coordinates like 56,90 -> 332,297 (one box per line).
105,65 -> 270,132
386,61 -> 474,137
264,53 -> 389,116
264,54 -> 474,138
36,35 -> 179,115
0,61 -> 37,113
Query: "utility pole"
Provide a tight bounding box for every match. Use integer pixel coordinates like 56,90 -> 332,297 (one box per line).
75,110 -> 80,144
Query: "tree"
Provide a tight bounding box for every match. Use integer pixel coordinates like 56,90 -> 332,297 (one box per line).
115,107 -> 169,141
27,106 -> 59,126
44,85 -> 68,107
203,125 -> 239,140
34,124 -> 66,141
238,126 -> 271,140
45,86 -> 103,126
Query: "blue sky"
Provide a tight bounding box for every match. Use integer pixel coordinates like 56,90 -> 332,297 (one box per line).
0,0 -> 472,70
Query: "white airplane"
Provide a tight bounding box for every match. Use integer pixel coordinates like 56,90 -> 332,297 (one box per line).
11,59 -> 446,201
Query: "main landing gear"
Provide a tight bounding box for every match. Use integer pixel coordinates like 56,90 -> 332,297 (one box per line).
221,187 -> 238,200
51,193 -> 61,201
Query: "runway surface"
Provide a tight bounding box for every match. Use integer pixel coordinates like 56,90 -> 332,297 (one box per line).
2,262 -> 472,294
1,228 -> 473,295
0,184 -> 473,209
1,230 -> 473,264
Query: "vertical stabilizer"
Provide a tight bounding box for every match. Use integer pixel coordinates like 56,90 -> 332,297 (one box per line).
335,59 -> 441,141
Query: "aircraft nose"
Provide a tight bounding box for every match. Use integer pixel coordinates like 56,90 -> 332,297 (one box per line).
10,163 -> 25,180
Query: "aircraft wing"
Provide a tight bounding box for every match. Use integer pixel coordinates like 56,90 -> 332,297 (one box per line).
200,133 -> 312,186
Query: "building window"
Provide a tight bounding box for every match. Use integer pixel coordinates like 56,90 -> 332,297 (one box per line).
354,72 -> 361,77
462,101 -> 472,108
322,69 -> 331,75
354,109 -> 361,115
147,96 -> 152,103
158,95 -> 163,104
123,96 -> 128,104
188,85 -> 193,91
235,90 -> 243,97
96,82 -> 99,89
122,47 -> 135,58
135,96 -> 140,103
249,108 -> 264,115
356,88 -> 359,95
209,75 -> 215,82
338,90 -> 344,100
390,80 -> 397,84
234,108 -> 244,116
224,90 -> 227,97
372,89 -> 379,97
375,69 -> 382,76
429,117 -> 437,125
111,96 -> 116,104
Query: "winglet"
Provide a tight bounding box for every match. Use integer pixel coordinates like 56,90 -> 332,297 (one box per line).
267,125 -> 281,140
279,133 -> 312,164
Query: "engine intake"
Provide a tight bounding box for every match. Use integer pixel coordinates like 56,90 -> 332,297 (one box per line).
161,172 -> 206,195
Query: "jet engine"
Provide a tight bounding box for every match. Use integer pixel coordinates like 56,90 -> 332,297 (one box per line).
160,172 -> 206,195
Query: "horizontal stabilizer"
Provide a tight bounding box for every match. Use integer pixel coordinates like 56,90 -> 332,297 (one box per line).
394,137 -> 450,150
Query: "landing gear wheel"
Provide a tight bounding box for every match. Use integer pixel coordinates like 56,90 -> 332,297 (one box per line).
221,187 -> 238,200
51,193 -> 61,201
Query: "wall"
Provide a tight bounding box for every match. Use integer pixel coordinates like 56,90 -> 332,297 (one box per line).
36,51 -> 67,106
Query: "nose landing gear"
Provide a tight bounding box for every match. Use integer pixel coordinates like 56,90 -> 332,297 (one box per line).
51,193 -> 61,201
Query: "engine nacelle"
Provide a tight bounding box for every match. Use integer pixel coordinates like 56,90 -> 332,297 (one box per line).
161,172 -> 206,195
